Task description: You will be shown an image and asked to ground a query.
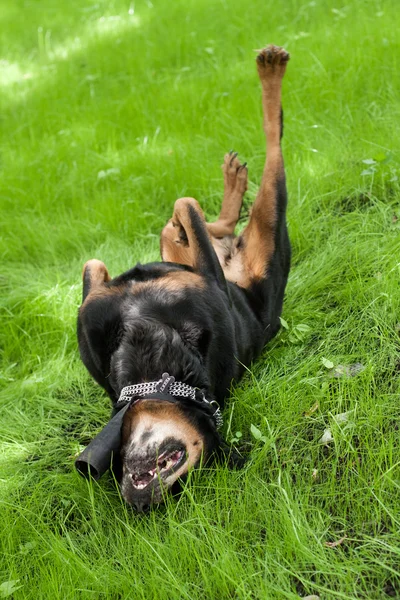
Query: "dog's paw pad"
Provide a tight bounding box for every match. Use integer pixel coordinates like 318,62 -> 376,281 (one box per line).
256,45 -> 290,71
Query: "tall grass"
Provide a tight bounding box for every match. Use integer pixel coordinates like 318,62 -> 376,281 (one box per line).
1,0 -> 399,597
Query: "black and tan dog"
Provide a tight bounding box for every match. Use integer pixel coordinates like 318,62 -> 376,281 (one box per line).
77,45 -> 291,511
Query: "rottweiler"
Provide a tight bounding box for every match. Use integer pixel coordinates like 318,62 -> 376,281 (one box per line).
77,45 -> 291,511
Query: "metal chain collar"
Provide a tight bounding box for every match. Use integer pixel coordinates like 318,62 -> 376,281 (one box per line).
117,372 -> 223,429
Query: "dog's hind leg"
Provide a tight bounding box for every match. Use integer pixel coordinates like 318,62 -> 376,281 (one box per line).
161,153 -> 248,273
225,45 -> 290,285
240,45 -> 289,281
161,45 -> 290,306
207,152 -> 248,239
221,45 -> 291,341
161,151 -> 247,260
81,259 -> 111,302
160,217 -> 193,265
161,197 -> 228,292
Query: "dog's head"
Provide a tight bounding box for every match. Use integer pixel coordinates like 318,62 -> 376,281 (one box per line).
119,398 -> 225,511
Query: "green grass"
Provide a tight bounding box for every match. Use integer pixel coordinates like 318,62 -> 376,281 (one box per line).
1,0 -> 400,597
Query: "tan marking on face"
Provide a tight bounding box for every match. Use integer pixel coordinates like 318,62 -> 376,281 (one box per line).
122,399 -> 204,466
122,401 -> 204,477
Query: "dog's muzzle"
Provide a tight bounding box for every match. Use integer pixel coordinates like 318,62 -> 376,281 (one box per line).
75,373 -> 222,480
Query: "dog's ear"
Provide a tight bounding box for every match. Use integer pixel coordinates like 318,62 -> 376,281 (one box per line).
77,295 -> 123,401
178,322 -> 212,356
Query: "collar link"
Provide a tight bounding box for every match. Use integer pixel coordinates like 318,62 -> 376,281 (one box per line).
117,372 -> 223,429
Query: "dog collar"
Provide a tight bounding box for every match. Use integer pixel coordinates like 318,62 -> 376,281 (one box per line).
116,372 -> 223,429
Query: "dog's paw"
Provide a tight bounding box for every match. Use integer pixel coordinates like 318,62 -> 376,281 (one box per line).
256,45 -> 289,78
222,150 -> 248,194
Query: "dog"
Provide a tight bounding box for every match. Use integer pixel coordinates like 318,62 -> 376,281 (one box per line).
77,45 -> 291,511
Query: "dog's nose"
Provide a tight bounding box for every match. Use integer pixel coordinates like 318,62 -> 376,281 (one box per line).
133,500 -> 151,513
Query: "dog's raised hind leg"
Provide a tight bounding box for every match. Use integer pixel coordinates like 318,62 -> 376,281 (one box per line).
239,45 -> 290,283
161,152 -> 247,266
207,152 -> 248,239
161,197 -> 228,292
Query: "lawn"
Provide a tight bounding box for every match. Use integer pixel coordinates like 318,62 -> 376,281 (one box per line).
1,0 -> 399,598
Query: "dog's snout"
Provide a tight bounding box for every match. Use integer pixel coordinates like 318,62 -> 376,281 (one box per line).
133,500 -> 151,513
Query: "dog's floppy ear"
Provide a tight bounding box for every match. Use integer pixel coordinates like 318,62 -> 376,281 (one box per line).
77,295 -> 123,401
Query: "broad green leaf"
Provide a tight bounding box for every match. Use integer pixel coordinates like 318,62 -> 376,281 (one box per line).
322,357 -> 334,369
250,424 -> 262,440
279,317 -> 289,329
0,581 -> 22,599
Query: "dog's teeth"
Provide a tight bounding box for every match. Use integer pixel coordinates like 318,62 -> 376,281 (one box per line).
130,450 -> 185,490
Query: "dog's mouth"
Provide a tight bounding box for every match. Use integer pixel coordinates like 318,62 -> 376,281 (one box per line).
129,447 -> 185,490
